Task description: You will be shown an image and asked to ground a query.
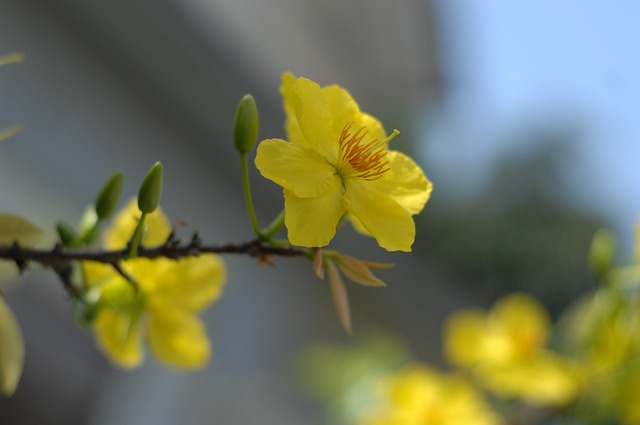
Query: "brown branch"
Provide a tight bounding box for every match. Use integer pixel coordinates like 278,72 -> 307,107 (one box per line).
0,238 -> 308,295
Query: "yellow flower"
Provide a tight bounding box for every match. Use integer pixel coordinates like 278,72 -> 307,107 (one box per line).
359,365 -> 500,425
83,200 -> 225,370
255,73 -> 432,252
444,293 -> 579,406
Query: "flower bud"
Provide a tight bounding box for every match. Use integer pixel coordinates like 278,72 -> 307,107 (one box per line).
233,95 -> 259,154
588,228 -> 615,279
95,171 -> 124,220
138,162 -> 163,214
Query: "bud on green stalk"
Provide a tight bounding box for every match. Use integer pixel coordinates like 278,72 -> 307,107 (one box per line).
233,94 -> 259,154
95,171 -> 124,220
138,162 -> 163,213
588,228 -> 615,279
56,222 -> 79,247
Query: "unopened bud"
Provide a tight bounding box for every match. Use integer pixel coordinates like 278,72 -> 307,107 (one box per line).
233,95 -> 259,154
588,228 -> 615,279
95,171 -> 124,220
138,162 -> 163,214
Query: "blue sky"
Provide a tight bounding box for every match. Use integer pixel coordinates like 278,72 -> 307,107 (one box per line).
425,0 -> 640,243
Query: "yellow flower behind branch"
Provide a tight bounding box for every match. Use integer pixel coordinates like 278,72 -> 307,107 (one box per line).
444,293 -> 579,406
255,73 -> 432,252
83,200 -> 225,370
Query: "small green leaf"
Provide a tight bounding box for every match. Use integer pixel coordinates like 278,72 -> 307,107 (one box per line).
0,296 -> 25,396
0,53 -> 24,66
0,124 -> 23,142
0,215 -> 44,247
77,206 -> 100,246
56,222 -> 79,248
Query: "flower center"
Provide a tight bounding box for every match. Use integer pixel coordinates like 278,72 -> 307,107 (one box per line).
338,122 -> 398,181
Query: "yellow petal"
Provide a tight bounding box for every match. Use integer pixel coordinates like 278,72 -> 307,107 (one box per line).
0,215 -> 44,247
292,77 -> 335,161
149,255 -> 225,313
443,309 -> 488,367
358,112 -> 387,142
104,199 -> 171,250
0,297 -> 24,396
281,72 -> 307,146
344,181 -> 415,252
322,84 -> 360,163
93,308 -> 143,369
284,175 -> 345,247
147,308 -> 210,370
255,138 -> 337,198
477,353 -> 579,406
371,151 -> 432,215
491,293 -> 550,352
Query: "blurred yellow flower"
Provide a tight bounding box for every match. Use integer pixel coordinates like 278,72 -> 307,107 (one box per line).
255,73 -> 432,252
83,199 -> 225,370
444,293 -> 579,406
359,365 -> 500,425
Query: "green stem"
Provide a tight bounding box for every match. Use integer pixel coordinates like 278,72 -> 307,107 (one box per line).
128,212 -> 147,258
262,210 -> 285,240
240,152 -> 262,238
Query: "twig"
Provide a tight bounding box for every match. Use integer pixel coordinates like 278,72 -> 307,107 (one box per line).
0,238 -> 308,296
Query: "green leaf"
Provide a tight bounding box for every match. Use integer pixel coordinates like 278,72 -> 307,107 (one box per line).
0,215 -> 44,247
0,296 -> 25,396
0,124 -> 23,142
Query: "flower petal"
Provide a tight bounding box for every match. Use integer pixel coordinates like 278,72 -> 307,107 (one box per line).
371,151 -> 432,215
292,77 -> 336,161
147,309 -> 210,370
358,112 -> 387,142
105,199 -> 171,250
93,308 -> 143,369
255,138 -> 337,198
284,175 -> 345,247
281,72 -> 306,146
344,181 -> 416,252
322,84 -> 360,143
149,255 -> 225,313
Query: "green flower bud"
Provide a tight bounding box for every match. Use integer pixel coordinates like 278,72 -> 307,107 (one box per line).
588,228 -> 615,279
138,162 -> 163,214
95,171 -> 124,220
233,94 -> 259,154
56,222 -> 79,247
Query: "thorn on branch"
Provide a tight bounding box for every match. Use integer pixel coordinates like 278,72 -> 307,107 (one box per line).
190,232 -> 202,248
111,262 -> 139,294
